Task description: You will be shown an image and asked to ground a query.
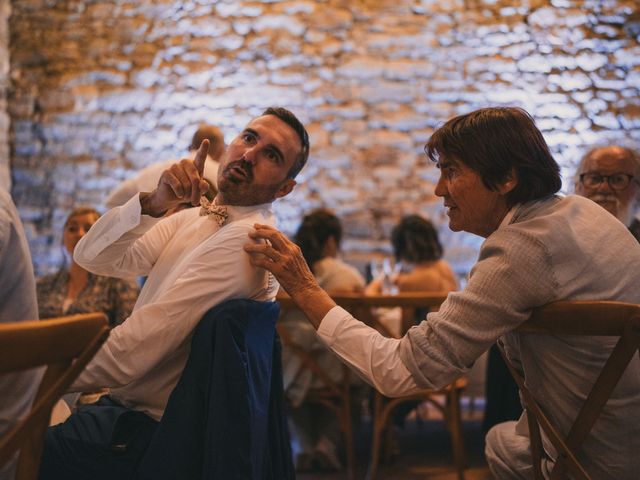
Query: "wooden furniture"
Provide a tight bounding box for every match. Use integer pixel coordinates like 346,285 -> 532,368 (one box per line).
277,296 -> 357,479
498,300 -> 640,480
330,293 -> 466,480
279,292 -> 466,479
0,313 -> 109,480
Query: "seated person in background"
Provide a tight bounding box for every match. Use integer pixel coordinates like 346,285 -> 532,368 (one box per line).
365,214 -> 457,337
38,107 -> 309,480
0,188 -> 42,480
365,214 -> 457,295
280,208 -> 365,471
37,207 -> 139,328
246,107 -> 640,480
105,123 -> 225,210
574,145 -> 640,242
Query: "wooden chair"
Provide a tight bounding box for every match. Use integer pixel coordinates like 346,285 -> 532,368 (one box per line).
0,313 -> 109,480
277,296 -> 357,479
497,300 -> 640,480
331,293 -> 467,480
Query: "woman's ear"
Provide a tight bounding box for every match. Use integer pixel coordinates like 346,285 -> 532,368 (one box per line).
498,168 -> 518,195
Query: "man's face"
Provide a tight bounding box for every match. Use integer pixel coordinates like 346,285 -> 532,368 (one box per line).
575,147 -> 639,225
435,157 -> 514,238
217,115 -> 300,206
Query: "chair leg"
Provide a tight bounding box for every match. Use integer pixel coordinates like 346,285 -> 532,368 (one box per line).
366,392 -> 385,480
342,394 -> 355,480
447,387 -> 466,480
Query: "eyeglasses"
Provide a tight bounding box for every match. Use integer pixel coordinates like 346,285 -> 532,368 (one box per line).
579,172 -> 635,191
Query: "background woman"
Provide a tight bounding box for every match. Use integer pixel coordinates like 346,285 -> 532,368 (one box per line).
280,208 -> 365,471
365,214 -> 458,338
37,206 -> 139,327
365,214 -> 457,295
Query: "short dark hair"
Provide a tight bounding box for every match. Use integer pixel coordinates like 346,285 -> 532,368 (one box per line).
294,208 -> 341,271
391,215 -> 443,264
189,124 -> 225,160
262,107 -> 310,179
425,107 -> 561,207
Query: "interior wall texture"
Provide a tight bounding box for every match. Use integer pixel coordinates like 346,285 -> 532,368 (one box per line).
1,0 -> 9,191
8,0 -> 640,276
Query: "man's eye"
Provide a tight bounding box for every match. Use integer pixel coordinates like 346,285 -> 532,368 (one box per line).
242,133 -> 256,143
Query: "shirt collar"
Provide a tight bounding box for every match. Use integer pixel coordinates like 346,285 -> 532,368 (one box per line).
213,199 -> 273,224
498,206 -> 517,229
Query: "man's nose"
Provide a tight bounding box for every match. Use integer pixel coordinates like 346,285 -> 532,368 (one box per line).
596,178 -> 613,193
434,175 -> 447,197
243,146 -> 258,165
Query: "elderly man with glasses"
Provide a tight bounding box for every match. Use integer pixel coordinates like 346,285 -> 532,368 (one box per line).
575,145 -> 640,241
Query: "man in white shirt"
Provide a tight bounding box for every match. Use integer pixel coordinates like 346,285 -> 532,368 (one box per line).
104,124 -> 225,210
574,145 -> 640,242
0,188 -> 42,480
245,107 -> 640,480
38,107 -> 309,480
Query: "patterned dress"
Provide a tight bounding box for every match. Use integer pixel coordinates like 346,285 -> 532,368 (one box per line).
37,268 -> 139,327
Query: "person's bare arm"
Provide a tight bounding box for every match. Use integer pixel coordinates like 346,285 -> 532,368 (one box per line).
244,224 -> 336,329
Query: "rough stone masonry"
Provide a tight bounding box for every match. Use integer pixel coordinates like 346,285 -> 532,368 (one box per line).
3,0 -> 640,277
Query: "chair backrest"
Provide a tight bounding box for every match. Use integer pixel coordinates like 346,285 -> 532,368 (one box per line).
276,292 -> 449,387
498,300 -> 640,480
332,292 -> 449,336
0,313 -> 109,480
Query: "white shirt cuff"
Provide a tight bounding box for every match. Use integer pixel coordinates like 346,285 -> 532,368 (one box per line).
316,306 -> 422,397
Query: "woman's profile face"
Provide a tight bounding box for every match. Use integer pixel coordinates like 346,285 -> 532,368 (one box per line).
63,213 -> 99,255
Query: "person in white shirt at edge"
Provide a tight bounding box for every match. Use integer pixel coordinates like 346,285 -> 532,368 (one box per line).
104,124 -> 225,211
0,189 -> 43,480
245,107 -> 640,480
574,145 -> 640,243
37,107 -> 309,480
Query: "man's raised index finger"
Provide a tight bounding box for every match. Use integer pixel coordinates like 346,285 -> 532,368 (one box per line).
193,139 -> 209,177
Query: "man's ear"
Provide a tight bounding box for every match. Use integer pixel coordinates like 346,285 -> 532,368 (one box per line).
274,179 -> 296,199
497,168 -> 518,195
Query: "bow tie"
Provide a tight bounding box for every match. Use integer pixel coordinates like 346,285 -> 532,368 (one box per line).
199,197 -> 229,227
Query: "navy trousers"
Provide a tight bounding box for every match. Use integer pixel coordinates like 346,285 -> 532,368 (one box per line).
38,396 -> 158,480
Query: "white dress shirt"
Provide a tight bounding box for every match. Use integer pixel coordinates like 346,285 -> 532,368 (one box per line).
73,194 -> 278,420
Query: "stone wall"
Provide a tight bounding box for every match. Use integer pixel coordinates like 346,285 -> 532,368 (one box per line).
0,0 -> 9,191
8,0 -> 640,276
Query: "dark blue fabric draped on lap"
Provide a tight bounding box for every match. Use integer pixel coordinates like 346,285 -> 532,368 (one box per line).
136,298 -> 294,480
39,298 -> 294,480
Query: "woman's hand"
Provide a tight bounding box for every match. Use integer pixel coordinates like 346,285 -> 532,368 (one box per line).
244,224 -> 336,329
244,224 -> 318,296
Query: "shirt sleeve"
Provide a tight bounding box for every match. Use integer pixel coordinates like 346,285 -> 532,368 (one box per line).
70,221 -> 271,391
74,193 -> 168,278
399,227 -> 557,390
109,278 -> 140,327
317,306 -> 424,397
